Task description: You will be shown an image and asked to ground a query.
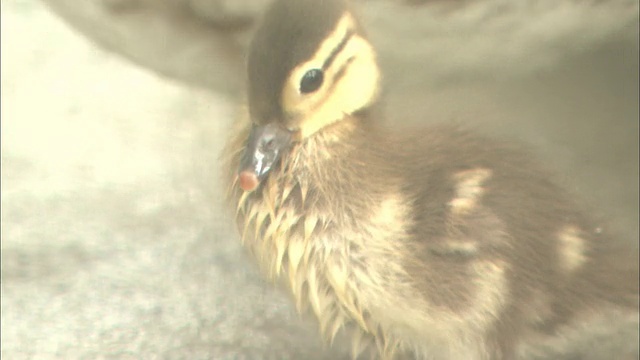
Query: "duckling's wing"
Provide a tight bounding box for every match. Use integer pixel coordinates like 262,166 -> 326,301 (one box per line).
398,127 -> 638,358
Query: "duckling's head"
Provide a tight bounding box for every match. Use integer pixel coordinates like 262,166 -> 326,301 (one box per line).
237,0 -> 381,192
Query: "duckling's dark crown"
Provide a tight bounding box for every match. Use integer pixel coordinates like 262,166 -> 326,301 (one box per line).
247,0 -> 351,123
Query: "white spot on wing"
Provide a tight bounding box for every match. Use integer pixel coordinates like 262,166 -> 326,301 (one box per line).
449,168 -> 492,214
558,225 -> 587,272
432,240 -> 479,256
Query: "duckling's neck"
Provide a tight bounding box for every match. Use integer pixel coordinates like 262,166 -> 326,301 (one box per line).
273,113 -> 393,222
290,104 -> 384,161
298,115 -> 360,148
285,115 -> 375,178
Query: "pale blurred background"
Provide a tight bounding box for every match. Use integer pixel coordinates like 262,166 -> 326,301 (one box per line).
1,0 -> 638,359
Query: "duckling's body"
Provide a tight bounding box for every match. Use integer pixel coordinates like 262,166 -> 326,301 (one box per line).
224,0 -> 639,358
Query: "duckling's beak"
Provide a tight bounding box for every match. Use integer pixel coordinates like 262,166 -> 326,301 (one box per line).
237,123 -> 292,192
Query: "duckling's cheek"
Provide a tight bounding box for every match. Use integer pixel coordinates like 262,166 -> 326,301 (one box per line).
238,171 -> 259,192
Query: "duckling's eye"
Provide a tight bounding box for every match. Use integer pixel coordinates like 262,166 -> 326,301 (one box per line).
299,69 -> 324,94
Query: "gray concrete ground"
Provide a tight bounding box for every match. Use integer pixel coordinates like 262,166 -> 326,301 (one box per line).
1,0 -> 638,359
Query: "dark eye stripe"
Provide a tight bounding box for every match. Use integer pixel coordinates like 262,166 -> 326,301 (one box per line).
328,56 -> 355,90
322,30 -> 354,71
303,56 -> 355,116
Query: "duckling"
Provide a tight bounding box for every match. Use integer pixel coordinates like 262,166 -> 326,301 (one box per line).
224,0 -> 639,358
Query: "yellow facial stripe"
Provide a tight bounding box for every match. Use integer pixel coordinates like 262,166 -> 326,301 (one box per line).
298,36 -> 379,138
281,13 -> 356,117
281,12 -> 380,139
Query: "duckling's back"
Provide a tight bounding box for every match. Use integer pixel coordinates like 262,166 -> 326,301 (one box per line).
373,124 -> 639,358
